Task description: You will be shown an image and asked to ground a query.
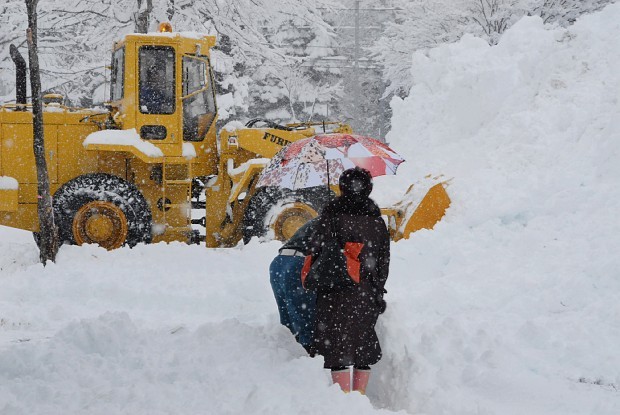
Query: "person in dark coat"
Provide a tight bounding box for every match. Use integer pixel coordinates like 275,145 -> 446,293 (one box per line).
269,218 -> 318,351
309,167 -> 390,394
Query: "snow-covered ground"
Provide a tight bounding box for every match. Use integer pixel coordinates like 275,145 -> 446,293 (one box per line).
2,4 -> 620,414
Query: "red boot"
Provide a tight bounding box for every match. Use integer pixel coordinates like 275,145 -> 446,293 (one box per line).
353,368 -> 371,395
331,368 -> 351,392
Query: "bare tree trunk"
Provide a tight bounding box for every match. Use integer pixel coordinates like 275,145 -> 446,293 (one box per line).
135,0 -> 153,33
25,0 -> 58,264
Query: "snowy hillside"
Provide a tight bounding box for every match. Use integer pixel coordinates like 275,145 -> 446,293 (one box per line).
2,4 -> 620,415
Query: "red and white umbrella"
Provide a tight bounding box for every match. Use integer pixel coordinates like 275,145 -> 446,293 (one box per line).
256,133 -> 405,190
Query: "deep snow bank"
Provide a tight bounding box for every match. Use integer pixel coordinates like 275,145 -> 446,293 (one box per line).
0,239 -> 396,414
375,4 -> 620,414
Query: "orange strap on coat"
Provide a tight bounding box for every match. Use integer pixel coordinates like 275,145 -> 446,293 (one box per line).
301,255 -> 313,288
344,242 -> 364,283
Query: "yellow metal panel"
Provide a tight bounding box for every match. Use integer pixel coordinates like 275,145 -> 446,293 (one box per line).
0,189 -> 18,211
191,119 -> 219,177
228,163 -> 268,204
56,124 -> 99,184
0,203 -> 38,232
164,163 -> 189,180
227,128 -> 316,158
205,172 -> 232,247
1,122 -> 58,184
129,158 -> 164,234
164,204 -> 190,228
16,183 -> 38,203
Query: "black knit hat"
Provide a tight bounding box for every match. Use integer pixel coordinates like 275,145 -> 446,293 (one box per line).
339,167 -> 373,198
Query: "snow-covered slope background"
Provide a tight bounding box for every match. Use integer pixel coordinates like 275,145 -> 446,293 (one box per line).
1,4 -> 619,414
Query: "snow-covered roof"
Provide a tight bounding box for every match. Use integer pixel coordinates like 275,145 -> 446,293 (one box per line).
128,31 -> 213,40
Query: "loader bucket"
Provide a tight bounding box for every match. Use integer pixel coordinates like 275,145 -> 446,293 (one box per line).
382,180 -> 451,242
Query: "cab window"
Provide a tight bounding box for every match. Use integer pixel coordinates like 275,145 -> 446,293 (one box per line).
110,47 -> 124,101
182,55 -> 217,142
139,46 -> 175,114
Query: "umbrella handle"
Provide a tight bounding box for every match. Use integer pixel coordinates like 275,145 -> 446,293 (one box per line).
326,159 -> 329,187
293,163 -> 302,190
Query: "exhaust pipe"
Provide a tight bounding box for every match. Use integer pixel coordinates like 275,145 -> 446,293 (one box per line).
9,44 -> 27,110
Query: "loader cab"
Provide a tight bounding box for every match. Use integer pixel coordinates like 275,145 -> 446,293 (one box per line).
108,28 -> 218,160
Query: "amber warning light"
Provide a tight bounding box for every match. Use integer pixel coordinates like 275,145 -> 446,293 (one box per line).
159,22 -> 173,33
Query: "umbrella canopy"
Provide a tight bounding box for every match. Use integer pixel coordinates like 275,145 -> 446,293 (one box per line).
256,133 -> 405,190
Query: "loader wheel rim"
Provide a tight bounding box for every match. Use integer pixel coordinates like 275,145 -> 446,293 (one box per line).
73,201 -> 128,250
271,203 -> 317,241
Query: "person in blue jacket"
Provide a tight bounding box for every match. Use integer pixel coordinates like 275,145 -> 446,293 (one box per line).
269,218 -> 318,352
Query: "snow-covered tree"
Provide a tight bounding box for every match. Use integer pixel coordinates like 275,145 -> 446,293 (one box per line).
0,1 -> 30,99
245,11 -> 343,123
372,0 -> 616,98
320,0 -> 398,138
369,0 -> 468,98
525,0 -> 613,25
0,0 -> 344,124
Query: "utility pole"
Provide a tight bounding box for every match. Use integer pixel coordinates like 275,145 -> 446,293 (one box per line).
353,0 -> 360,129
135,0 -> 153,33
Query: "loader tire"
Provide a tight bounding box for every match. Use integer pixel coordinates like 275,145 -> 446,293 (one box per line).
242,186 -> 332,244
53,174 -> 152,249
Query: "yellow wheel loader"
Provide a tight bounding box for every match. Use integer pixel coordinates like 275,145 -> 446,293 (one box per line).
0,24 -> 450,249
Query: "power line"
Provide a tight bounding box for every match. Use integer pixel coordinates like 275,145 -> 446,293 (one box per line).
258,25 -> 384,30
303,66 -> 380,69
316,7 -> 403,11
260,64 -> 380,70
353,0 -> 361,127
317,56 -> 377,61
256,43 -> 356,50
336,26 -> 382,29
